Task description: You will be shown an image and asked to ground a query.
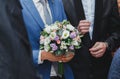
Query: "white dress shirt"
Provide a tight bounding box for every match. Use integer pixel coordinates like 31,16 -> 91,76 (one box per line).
33,0 -> 52,24
33,0 -> 57,76
81,0 -> 95,39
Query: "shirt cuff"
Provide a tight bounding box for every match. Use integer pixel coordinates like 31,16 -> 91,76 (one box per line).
38,50 -> 44,64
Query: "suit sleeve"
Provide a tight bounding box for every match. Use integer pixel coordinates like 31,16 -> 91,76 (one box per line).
105,0 -> 120,52
32,50 -> 44,66
0,44 -> 16,79
108,48 -> 120,79
0,2 -> 17,79
32,50 -> 39,66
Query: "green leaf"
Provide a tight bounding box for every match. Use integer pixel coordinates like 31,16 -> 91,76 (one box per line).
55,50 -> 63,56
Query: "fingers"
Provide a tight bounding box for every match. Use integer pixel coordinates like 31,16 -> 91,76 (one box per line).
47,54 -> 62,62
94,53 -> 104,58
77,20 -> 90,35
79,20 -> 90,26
41,50 -> 48,61
90,49 -> 104,58
61,54 -> 74,63
41,51 -> 74,62
89,42 -> 101,52
41,51 -> 62,62
89,42 -> 107,58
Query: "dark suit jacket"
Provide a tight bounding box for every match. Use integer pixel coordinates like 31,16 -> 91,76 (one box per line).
0,0 -> 40,79
62,0 -> 120,79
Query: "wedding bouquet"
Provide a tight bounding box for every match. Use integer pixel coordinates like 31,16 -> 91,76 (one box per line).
40,20 -> 83,76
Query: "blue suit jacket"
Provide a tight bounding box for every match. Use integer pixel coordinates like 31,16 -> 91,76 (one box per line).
20,0 -> 74,79
108,48 -> 120,79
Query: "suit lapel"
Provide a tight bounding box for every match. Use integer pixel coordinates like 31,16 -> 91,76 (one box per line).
74,0 -> 85,21
73,0 -> 92,48
48,0 -> 54,22
23,0 -> 45,29
62,0 -> 78,26
92,0 -> 103,42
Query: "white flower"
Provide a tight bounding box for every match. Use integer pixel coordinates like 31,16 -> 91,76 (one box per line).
61,30 -> 70,39
40,39 -> 44,44
71,40 -> 79,46
51,24 -> 59,30
44,25 -> 51,33
74,36 -> 82,42
44,37 -> 51,45
66,24 -> 75,31
63,25 -> 67,29
44,45 -> 50,52
60,41 -> 67,49
39,20 -> 82,56
77,36 -> 82,43
40,35 -> 45,44
50,32 -> 56,40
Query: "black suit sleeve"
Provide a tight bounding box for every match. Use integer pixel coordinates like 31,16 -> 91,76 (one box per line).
0,1 -> 18,79
105,0 -> 120,52
0,45 -> 16,79
0,0 -> 41,79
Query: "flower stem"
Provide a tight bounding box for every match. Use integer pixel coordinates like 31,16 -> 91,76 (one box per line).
58,62 -> 64,75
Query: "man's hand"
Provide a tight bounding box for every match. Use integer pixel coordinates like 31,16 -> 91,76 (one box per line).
61,53 -> 74,63
77,20 -> 90,35
89,42 -> 107,58
41,50 -> 62,62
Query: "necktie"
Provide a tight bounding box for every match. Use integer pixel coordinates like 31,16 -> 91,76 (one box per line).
40,0 -> 52,25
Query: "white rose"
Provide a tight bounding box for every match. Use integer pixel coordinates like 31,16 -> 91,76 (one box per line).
40,39 -> 44,44
44,25 -> 51,33
72,40 -> 79,46
66,24 -> 75,31
40,35 -> 45,44
44,37 -> 51,45
60,41 -> 67,49
51,24 -> 59,30
61,30 -> 70,39
50,32 -> 56,40
44,45 -> 50,52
